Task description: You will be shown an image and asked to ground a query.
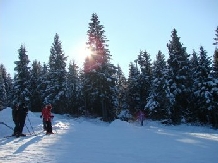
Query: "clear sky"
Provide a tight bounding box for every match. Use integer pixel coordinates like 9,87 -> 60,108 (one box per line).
0,0 -> 218,77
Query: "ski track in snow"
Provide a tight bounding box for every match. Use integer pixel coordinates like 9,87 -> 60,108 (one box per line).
0,108 -> 218,163
0,119 -> 71,163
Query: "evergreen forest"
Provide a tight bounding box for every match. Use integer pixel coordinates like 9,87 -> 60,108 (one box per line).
1,13 -> 218,128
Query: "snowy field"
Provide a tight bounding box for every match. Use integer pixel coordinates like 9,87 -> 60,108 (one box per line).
0,107 -> 218,163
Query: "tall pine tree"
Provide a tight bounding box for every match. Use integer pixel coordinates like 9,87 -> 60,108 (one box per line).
0,64 -> 13,107
38,63 -> 49,108
192,46 -> 213,124
211,26 -> 218,128
83,13 -> 117,121
0,68 -> 7,110
127,62 -> 140,115
188,50 -> 200,123
137,50 -> 152,110
212,26 -> 218,78
167,29 -> 191,124
66,60 -> 82,115
13,45 -> 31,105
146,51 -> 170,120
45,33 -> 67,114
115,64 -> 128,117
29,60 -> 43,112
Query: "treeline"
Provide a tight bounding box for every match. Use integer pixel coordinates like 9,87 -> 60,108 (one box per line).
0,13 -> 218,128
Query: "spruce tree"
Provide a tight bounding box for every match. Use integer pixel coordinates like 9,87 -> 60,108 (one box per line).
146,51 -> 170,120
83,13 -> 117,121
167,29 -> 191,124
0,64 -> 13,107
29,60 -> 43,112
46,33 -> 67,114
115,64 -> 128,117
67,60 -> 81,115
212,26 -> 218,78
211,26 -> 218,128
193,46 -> 212,124
38,63 -> 49,108
209,71 -> 218,128
188,50 -> 200,123
0,69 -> 7,110
196,46 -> 218,128
137,50 -> 152,110
13,45 -> 31,105
127,62 -> 140,115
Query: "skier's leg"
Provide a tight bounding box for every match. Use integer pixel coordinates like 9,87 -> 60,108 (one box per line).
43,118 -> 47,130
47,121 -> 52,133
19,119 -> 25,134
13,121 -> 19,136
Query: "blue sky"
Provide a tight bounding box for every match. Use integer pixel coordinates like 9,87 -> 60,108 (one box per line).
0,0 -> 218,77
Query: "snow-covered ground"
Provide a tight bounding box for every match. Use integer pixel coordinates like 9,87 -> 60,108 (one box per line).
0,107 -> 218,163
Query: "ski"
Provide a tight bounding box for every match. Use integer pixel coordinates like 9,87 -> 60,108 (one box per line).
3,135 -> 28,139
3,130 -> 45,139
4,135 -> 15,138
3,130 -> 55,139
45,133 -> 55,135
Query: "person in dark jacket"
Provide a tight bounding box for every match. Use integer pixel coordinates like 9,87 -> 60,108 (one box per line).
12,103 -> 19,136
13,102 -> 28,137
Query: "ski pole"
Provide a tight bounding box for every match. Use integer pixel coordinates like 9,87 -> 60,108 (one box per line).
27,115 -> 36,135
0,121 -> 14,130
25,123 -> 32,135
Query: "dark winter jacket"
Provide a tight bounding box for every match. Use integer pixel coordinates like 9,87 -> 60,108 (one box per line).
14,103 -> 28,122
12,104 -> 19,122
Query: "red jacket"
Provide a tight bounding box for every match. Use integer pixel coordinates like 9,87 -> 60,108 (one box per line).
43,105 -> 53,121
41,107 -> 47,119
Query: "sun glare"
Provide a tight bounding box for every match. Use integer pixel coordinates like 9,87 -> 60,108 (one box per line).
71,41 -> 92,65
77,44 -> 91,60
83,47 -> 91,58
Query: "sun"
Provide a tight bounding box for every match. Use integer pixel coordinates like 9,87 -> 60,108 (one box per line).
70,41 -> 92,65
81,46 -> 91,59
78,43 -> 92,59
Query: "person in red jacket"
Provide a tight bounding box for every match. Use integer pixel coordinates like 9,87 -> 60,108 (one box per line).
44,104 -> 54,134
40,105 -> 47,130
